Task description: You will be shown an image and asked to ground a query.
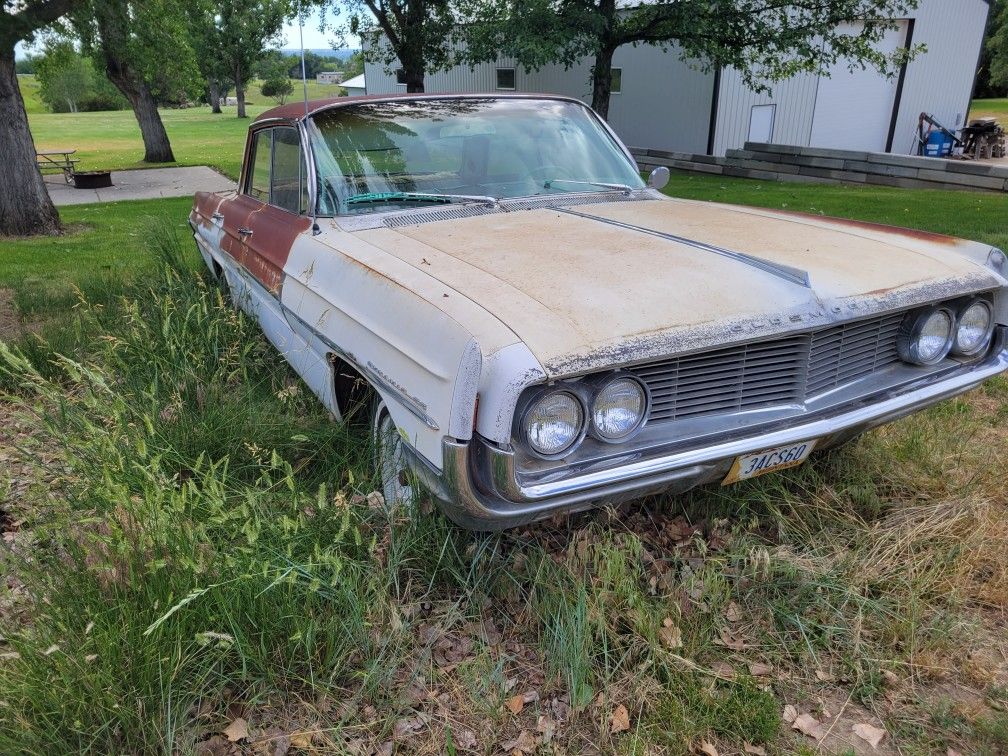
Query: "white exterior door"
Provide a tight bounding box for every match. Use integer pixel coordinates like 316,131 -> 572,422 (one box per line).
808,21 -> 908,152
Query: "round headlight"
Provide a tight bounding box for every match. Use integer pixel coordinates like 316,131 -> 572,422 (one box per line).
523,390 -> 584,457
591,377 -> 647,442
897,307 -> 954,366
953,300 -> 994,357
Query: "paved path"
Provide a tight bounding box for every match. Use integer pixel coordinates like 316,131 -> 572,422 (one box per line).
46,166 -> 235,206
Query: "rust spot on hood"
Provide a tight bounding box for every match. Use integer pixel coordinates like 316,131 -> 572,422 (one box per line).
768,208 -> 959,245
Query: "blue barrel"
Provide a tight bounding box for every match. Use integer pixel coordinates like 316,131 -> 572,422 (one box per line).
924,130 -> 953,157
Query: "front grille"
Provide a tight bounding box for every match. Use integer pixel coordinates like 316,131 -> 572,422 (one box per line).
630,312 -> 905,424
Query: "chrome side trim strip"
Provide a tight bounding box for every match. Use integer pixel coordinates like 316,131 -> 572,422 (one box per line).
281,305 -> 441,431
556,206 -> 813,289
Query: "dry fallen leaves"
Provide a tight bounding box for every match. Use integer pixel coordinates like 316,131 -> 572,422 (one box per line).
222,717 -> 249,743
610,704 -> 631,734
659,617 -> 683,649
501,730 -> 537,755
698,739 -> 719,756
852,722 -> 886,748
743,744 -> 767,755
792,713 -> 825,740
748,662 -> 773,677
782,704 -> 798,724
289,731 -> 312,750
506,695 -> 525,715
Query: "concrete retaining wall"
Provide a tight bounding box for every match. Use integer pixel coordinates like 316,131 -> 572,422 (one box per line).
632,142 -> 1008,193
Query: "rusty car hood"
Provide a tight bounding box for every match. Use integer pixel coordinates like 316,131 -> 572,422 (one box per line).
351,197 -> 1001,376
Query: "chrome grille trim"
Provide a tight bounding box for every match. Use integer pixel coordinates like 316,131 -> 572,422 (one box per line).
630,312 -> 906,424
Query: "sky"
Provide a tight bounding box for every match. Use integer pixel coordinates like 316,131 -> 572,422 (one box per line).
15,6 -> 358,59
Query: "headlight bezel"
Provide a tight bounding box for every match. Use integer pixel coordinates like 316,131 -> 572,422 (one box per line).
951,298 -> 995,358
897,305 -> 955,366
518,388 -> 588,460
589,374 -> 651,443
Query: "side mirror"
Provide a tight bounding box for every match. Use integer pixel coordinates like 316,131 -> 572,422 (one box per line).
647,166 -> 670,190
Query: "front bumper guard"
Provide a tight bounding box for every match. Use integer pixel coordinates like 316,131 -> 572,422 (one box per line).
417,331 -> 1008,530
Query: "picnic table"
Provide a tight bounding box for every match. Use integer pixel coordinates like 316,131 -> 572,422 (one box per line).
36,150 -> 78,183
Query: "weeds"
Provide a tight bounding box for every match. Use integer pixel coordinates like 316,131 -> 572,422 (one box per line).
1,227 -> 1006,752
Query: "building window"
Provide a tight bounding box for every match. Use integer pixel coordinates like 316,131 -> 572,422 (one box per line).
496,67 -> 516,90
395,68 -> 407,86
611,68 -> 622,94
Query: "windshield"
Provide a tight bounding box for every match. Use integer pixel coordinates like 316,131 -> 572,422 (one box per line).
306,97 -> 645,216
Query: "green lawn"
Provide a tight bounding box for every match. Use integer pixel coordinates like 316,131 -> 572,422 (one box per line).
662,171 -> 1008,253
19,75 -> 347,179
0,197 -> 194,291
970,97 -> 1008,127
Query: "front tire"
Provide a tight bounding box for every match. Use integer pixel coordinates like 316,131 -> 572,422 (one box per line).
371,398 -> 414,509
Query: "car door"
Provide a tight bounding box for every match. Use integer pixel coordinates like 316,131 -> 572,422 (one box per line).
237,125 -> 312,296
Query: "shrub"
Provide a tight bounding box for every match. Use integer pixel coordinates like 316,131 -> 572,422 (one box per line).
261,76 -> 294,105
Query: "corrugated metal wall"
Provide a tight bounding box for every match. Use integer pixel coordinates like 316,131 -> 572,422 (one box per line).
712,70 -> 820,155
889,0 -> 990,155
363,44 -> 714,156
361,0 -> 987,158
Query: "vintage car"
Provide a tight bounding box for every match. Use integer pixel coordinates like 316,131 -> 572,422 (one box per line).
189,93 -> 1008,530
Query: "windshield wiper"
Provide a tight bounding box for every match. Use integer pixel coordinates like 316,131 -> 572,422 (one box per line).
345,191 -> 498,207
542,179 -> 634,195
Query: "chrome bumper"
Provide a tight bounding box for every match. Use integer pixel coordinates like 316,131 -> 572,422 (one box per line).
416,330 -> 1008,530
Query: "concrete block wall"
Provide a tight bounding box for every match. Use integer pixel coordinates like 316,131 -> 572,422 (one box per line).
632,143 -> 1008,193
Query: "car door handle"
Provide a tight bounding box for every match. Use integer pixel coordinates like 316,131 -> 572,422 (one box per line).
238,226 -> 253,237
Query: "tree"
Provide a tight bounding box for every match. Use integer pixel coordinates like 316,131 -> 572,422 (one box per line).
989,0 -> 1008,93
318,0 -> 462,93
188,0 -> 232,113
73,0 -> 201,162
35,40 -> 92,112
261,75 -> 294,103
465,0 -> 923,120
1,0 -> 81,236
213,0 -> 291,118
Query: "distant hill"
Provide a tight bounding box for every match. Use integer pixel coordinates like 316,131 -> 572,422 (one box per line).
281,48 -> 358,61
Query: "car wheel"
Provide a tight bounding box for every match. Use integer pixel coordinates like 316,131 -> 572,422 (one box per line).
371,398 -> 414,508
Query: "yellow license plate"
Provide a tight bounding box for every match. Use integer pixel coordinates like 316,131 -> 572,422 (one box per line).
722,440 -> 818,485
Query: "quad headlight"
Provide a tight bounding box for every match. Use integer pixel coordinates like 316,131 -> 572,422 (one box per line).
897,306 -> 955,365
952,299 -> 995,357
520,375 -> 650,458
591,376 -> 648,442
522,390 -> 585,457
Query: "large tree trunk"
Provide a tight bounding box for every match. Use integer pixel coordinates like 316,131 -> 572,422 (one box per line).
0,46 -> 61,236
404,63 -> 425,93
209,78 -> 221,113
95,5 -> 175,163
590,45 -> 616,120
124,81 -> 175,163
235,65 -> 246,118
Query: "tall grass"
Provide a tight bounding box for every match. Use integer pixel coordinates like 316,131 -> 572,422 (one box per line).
1,227 -> 1006,752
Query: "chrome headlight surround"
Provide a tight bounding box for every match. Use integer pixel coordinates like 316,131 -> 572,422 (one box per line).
897,306 -> 955,366
952,298 -> 995,357
589,374 -> 650,443
518,388 -> 588,460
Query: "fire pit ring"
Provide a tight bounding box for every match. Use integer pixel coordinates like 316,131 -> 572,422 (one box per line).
73,171 -> 113,189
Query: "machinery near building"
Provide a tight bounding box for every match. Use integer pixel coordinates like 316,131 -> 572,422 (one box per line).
960,118 -> 1006,161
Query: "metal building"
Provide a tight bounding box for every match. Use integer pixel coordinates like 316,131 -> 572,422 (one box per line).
362,0 -> 991,157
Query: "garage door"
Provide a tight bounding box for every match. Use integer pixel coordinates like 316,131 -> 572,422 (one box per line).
808,21 -> 908,152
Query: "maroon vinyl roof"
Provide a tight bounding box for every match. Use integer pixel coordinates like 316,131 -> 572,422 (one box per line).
254,91 -> 579,123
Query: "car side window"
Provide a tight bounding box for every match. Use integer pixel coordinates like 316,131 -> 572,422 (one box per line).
271,126 -> 308,215
248,130 -> 272,201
